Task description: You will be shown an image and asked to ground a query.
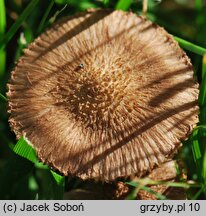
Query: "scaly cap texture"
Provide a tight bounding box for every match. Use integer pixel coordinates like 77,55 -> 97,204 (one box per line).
7,9 -> 199,181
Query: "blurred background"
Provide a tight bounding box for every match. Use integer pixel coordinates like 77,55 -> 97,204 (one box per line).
0,0 -> 206,199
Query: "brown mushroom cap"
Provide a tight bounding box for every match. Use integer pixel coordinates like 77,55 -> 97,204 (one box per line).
7,9 -> 199,181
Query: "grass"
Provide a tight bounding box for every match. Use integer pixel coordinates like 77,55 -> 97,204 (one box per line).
0,0 -> 40,50
115,0 -> 132,10
0,0 -> 6,78
174,36 -> 206,56
37,0 -> 54,34
0,92 -> 7,102
0,0 -> 206,200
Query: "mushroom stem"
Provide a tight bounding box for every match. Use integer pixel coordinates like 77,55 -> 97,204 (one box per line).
142,0 -> 148,17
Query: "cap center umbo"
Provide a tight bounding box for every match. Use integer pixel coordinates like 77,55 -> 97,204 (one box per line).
52,65 -> 132,129
52,75 -> 112,129
70,82 -> 111,125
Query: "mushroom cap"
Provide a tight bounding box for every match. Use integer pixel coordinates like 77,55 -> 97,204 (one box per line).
7,9 -> 199,181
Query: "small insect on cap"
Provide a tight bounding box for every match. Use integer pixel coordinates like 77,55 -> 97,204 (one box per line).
7,9 -> 199,181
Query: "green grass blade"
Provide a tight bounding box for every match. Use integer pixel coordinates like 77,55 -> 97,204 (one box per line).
174,36 -> 206,56
35,162 -> 48,170
191,129 -> 202,163
199,55 -> 206,108
13,137 -> 38,163
0,0 -> 40,49
0,50 -> 6,78
203,148 -> 206,185
191,125 -> 206,188
126,182 -> 166,200
200,55 -> 206,189
195,0 -> 202,11
0,153 -> 34,199
50,170 -> 65,199
0,0 -> 6,78
192,187 -> 204,199
115,0 -> 132,10
37,0 -> 54,34
0,92 -> 7,102
50,170 -> 65,186
126,180 -> 201,189
54,0 -> 66,3
36,169 -> 65,199
103,0 -> 110,7
194,125 -> 206,131
139,185 -> 167,200
13,137 -> 65,198
0,0 -> 6,32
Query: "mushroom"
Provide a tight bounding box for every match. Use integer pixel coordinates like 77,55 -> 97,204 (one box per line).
7,9 -> 199,181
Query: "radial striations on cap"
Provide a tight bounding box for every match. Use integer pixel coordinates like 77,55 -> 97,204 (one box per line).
7,9 -> 199,181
